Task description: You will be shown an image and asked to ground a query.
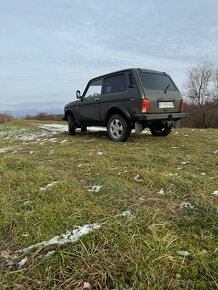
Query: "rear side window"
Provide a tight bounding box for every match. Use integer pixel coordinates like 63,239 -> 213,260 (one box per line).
103,74 -> 127,94
139,72 -> 177,91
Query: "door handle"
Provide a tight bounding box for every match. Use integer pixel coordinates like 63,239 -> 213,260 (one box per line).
95,97 -> 100,101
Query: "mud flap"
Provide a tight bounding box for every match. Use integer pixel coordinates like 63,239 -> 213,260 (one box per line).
135,122 -> 143,133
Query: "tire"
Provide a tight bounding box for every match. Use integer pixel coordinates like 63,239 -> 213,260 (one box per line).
81,126 -> 87,132
150,123 -> 172,136
107,114 -> 131,142
68,114 -> 76,135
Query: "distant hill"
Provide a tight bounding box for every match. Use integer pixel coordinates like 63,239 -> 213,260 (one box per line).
0,101 -> 67,118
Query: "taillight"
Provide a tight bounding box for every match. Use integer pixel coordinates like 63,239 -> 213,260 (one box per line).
180,99 -> 185,112
142,99 -> 150,113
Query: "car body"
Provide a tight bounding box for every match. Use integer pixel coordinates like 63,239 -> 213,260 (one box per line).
64,68 -> 187,141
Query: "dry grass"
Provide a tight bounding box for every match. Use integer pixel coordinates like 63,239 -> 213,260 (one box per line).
0,120 -> 217,289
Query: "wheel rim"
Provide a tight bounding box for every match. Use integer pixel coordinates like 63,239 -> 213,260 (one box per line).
110,119 -> 123,139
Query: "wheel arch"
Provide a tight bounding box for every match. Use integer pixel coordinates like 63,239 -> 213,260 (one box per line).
105,106 -> 131,125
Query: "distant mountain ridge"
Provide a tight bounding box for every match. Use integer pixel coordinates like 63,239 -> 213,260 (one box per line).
0,101 -> 68,117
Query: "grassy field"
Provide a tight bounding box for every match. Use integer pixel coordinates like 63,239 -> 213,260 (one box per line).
0,120 -> 217,290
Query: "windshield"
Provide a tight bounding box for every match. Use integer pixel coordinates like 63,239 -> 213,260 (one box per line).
139,72 -> 177,91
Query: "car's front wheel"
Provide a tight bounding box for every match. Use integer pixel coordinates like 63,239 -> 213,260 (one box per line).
68,114 -> 76,135
150,123 -> 172,136
107,114 -> 130,142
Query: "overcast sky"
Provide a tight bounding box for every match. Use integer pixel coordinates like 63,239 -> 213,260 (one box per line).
0,0 -> 218,107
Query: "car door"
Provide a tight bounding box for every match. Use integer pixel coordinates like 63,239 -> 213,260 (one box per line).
79,78 -> 102,125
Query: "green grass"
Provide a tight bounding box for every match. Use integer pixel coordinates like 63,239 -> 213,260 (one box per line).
0,120 -> 218,289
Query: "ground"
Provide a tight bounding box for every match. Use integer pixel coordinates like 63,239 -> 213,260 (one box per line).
0,120 -> 217,290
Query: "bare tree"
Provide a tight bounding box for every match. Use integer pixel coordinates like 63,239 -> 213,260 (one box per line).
184,59 -> 218,128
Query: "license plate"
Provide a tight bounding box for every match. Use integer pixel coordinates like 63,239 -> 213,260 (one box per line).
158,101 -> 174,108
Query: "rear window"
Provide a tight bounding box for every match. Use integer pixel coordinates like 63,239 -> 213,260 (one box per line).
103,74 -> 127,94
139,72 -> 177,91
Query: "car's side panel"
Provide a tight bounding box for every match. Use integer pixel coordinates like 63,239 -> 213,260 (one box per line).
100,71 -> 142,123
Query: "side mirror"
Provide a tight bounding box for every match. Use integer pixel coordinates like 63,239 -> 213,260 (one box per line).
76,90 -> 81,99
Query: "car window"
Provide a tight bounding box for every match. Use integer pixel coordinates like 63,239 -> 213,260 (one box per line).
84,79 -> 102,98
139,72 -> 177,91
103,74 -> 127,94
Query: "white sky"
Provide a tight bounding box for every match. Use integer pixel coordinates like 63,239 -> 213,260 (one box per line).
0,0 -> 218,106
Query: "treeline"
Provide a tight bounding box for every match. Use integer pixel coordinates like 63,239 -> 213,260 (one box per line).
24,113 -> 64,121
181,102 -> 218,128
0,113 -> 14,124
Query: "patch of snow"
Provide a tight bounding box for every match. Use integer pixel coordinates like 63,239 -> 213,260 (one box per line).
97,151 -> 104,156
87,126 -> 107,132
0,147 -> 13,153
134,174 -> 143,182
168,173 -> 178,176
84,139 -> 95,142
117,170 -> 128,175
201,249 -> 207,254
141,129 -> 151,135
88,185 -> 102,193
37,124 -> 68,134
22,233 -> 29,237
214,150 -> 218,154
180,202 -> 194,209
18,256 -> 28,267
60,139 -> 70,145
23,200 -> 31,205
158,188 -> 164,195
29,151 -> 34,154
211,190 -> 218,196
83,282 -> 91,289
49,137 -> 58,142
177,250 -> 190,257
116,210 -> 134,218
45,250 -> 55,258
19,223 -> 101,253
40,181 -> 57,191
181,161 -> 189,165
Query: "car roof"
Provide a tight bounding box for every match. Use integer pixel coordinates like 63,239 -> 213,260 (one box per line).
90,68 -> 166,81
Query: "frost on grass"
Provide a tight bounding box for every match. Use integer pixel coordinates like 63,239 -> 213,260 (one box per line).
211,190 -> 218,196
18,256 -> 28,268
88,185 -> 102,192
19,223 -> 101,254
40,181 -> 57,191
180,202 -> 194,209
177,250 -> 190,257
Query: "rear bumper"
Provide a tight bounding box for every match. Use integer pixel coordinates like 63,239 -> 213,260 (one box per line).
135,112 -> 188,121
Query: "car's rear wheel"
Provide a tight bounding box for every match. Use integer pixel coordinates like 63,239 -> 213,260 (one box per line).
107,114 -> 130,142
150,123 -> 172,136
68,114 -> 76,135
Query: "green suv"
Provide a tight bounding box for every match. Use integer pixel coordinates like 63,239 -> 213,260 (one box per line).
64,68 -> 187,142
